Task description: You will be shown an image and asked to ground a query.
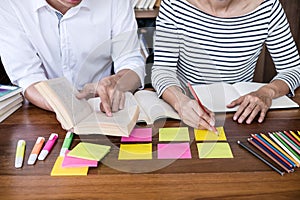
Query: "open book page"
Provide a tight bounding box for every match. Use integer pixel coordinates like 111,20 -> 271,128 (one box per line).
133,90 -> 180,124
193,83 -> 240,112
87,92 -> 152,124
73,105 -> 139,136
193,82 -> 299,112
35,78 -> 93,129
233,82 -> 299,109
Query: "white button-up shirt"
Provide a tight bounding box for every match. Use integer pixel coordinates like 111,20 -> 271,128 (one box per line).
0,0 -> 145,91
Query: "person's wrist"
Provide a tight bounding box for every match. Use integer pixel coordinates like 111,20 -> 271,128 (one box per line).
260,85 -> 276,99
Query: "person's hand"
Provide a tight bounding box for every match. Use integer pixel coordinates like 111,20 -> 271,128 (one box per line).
227,89 -> 272,124
175,94 -> 216,131
76,74 -> 126,117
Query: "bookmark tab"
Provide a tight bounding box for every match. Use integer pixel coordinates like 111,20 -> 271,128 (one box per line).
60,131 -> 74,156
15,140 -> 26,168
38,133 -> 58,161
28,137 -> 45,165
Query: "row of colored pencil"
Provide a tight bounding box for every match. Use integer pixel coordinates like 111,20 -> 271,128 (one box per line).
238,130 -> 300,175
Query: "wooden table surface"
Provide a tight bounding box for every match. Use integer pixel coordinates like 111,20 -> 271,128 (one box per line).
0,89 -> 299,200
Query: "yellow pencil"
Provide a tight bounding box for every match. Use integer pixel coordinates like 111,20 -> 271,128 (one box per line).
290,131 -> 300,143
261,133 -> 299,167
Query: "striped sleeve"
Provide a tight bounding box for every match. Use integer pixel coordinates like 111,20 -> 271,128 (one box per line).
266,0 -> 300,95
151,0 -> 181,97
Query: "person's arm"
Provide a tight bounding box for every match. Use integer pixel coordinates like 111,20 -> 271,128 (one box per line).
0,0 -> 48,108
227,80 -> 289,124
162,85 -> 216,131
24,83 -> 53,111
77,0 -> 145,116
227,0 -> 300,124
76,69 -> 141,116
152,0 -> 215,129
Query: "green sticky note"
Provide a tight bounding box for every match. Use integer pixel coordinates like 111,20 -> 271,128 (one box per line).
159,127 -> 190,142
194,127 -> 227,141
51,156 -> 88,176
67,142 -> 111,161
196,143 -> 233,158
118,143 -> 152,160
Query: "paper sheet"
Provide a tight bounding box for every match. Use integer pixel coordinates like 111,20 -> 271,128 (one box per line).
50,156 -> 88,176
118,143 -> 152,160
194,127 -> 227,141
121,128 -> 152,142
157,143 -> 192,159
67,142 -> 111,161
62,150 -> 98,168
196,143 -> 234,158
159,127 -> 190,141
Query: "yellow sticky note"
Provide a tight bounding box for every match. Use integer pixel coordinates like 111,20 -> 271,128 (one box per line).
159,127 -> 190,141
118,143 -> 152,160
51,156 -> 88,176
194,127 -> 227,141
67,142 -> 111,161
196,143 -> 233,158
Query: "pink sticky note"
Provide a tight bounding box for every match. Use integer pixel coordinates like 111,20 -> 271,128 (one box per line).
157,143 -> 192,159
62,150 -> 98,168
121,128 -> 152,142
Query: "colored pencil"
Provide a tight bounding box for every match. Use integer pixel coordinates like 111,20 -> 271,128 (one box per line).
248,138 -> 294,173
237,140 -> 285,176
290,131 -> 300,143
277,132 -> 300,155
269,133 -> 300,164
261,133 -> 299,167
281,132 -> 300,150
187,82 -> 218,134
252,134 -> 294,169
256,134 -> 296,168
284,131 -> 300,147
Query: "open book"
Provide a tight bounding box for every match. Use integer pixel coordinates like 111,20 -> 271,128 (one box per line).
192,82 -> 299,112
88,90 -> 180,125
34,78 -> 139,136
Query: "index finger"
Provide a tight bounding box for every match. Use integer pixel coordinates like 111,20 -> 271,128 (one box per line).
98,89 -> 112,117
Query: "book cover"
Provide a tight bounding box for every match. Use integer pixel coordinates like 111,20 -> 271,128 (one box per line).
0,85 -> 22,101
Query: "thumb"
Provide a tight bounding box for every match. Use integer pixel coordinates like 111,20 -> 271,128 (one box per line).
227,97 -> 243,108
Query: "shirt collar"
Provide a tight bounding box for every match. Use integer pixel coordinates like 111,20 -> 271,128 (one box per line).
33,0 -> 91,12
33,0 -> 48,12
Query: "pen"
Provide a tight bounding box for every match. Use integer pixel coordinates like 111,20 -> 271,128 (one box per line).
38,133 -> 58,161
59,131 -> 74,156
15,140 -> 26,168
237,140 -> 285,176
27,137 -> 45,165
187,83 -> 218,134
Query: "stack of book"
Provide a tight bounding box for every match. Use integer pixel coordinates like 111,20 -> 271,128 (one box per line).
132,0 -> 161,10
0,84 -> 23,123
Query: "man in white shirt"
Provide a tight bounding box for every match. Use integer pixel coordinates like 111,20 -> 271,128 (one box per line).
0,0 -> 145,116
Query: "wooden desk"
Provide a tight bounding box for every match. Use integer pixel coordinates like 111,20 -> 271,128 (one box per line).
0,89 -> 299,199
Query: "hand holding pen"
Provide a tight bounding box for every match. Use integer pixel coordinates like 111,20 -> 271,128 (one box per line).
187,83 -> 218,134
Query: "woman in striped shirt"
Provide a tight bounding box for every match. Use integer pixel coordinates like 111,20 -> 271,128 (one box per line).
152,0 -> 300,130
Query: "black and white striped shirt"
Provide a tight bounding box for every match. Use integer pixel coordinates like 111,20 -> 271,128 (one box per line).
152,0 -> 300,96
